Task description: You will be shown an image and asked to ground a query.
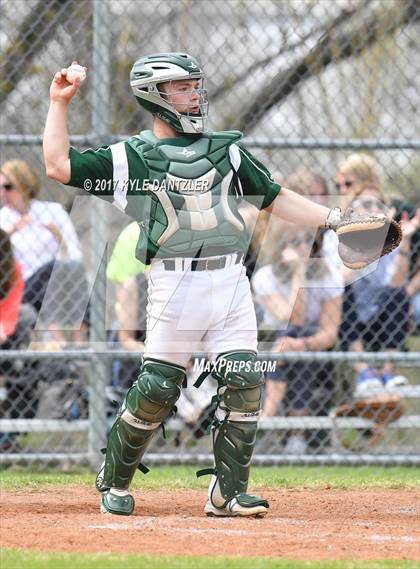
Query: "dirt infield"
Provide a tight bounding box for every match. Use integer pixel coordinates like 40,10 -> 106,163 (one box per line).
1,486 -> 419,560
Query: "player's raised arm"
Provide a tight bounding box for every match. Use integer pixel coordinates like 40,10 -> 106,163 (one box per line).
43,61 -> 86,184
230,143 -> 339,229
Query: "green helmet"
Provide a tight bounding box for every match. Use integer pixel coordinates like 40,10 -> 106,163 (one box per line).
130,52 -> 208,134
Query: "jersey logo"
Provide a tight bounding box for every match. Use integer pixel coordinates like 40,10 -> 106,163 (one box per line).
177,147 -> 196,158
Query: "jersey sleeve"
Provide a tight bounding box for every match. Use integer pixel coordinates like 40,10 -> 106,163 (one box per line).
67,141 -> 149,218
68,145 -> 114,192
230,144 -> 281,210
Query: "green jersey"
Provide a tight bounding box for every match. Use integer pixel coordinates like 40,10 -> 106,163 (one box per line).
68,130 -> 280,264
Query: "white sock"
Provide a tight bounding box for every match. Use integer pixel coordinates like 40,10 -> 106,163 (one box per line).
109,488 -> 130,497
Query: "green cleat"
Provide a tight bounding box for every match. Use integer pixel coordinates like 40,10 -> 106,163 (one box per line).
100,488 -> 135,516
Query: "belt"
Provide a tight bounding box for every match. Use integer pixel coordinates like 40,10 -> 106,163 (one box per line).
162,252 -> 243,272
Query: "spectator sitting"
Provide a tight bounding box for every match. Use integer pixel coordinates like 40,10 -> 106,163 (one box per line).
0,160 -> 86,342
349,192 -> 418,394
273,169 -> 342,277
253,224 -> 307,335
0,229 -> 37,451
253,226 -> 343,454
334,153 -> 417,391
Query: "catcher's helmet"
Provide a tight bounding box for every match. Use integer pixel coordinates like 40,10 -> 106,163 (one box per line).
130,52 -> 208,134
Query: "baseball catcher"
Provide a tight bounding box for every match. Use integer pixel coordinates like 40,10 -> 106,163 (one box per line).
44,53 -> 401,518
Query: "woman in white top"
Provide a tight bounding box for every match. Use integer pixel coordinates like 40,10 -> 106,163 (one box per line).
252,227 -> 343,453
0,160 -> 85,338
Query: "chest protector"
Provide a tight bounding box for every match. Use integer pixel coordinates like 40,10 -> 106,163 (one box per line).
126,130 -> 246,263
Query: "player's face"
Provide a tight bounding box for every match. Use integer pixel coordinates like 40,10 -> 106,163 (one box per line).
160,79 -> 202,115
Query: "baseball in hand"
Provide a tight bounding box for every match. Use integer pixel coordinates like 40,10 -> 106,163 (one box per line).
66,64 -> 86,84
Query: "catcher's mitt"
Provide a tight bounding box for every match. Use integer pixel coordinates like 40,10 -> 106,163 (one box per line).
336,213 -> 402,269
334,394 -> 404,425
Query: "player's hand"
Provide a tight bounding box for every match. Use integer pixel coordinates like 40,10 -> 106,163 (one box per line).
50,60 -> 86,104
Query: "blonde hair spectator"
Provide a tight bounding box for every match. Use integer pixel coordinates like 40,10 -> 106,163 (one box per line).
337,153 -> 381,190
1,160 -> 41,200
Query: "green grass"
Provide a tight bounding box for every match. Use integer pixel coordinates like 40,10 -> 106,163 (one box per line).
1,465 -> 419,491
1,549 -> 419,569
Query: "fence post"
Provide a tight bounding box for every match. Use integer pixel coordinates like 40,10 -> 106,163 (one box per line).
88,0 -> 112,468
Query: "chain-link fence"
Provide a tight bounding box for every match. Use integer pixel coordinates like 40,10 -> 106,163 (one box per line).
1,0 -> 419,467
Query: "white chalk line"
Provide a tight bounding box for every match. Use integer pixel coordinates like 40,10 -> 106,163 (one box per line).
87,516 -> 419,543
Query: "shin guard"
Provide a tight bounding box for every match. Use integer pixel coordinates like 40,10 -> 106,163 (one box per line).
98,359 -> 185,491
207,351 -> 266,509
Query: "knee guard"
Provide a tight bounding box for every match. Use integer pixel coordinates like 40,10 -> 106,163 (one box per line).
99,359 -> 185,491
208,351 -> 264,507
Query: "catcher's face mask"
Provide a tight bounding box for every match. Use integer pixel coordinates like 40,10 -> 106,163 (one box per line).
158,79 -> 208,126
130,52 -> 208,134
